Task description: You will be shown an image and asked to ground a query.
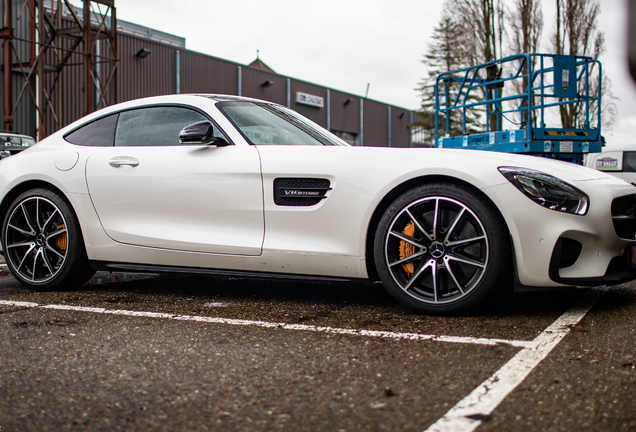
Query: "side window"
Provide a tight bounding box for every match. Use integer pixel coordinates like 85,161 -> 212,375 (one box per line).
115,106 -> 211,147
218,102 -> 341,146
624,152 -> 636,173
64,114 -> 119,146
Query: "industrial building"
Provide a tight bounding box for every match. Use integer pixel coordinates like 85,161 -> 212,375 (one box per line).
1,0 -> 426,147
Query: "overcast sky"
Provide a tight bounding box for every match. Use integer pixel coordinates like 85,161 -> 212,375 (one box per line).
106,0 -> 635,146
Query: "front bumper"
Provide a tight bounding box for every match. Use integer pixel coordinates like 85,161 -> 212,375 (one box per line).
548,236 -> 636,286
489,179 -> 636,289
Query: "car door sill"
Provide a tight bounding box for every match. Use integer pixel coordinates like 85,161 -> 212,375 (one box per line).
89,260 -> 363,283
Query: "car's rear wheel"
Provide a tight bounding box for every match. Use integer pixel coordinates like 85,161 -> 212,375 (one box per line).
2,188 -> 95,291
374,183 -> 511,314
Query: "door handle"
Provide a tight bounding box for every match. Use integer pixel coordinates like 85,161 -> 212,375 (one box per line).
109,156 -> 140,168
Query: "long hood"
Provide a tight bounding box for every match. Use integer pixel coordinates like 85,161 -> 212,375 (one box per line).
467,149 -> 611,181
347,147 -> 617,184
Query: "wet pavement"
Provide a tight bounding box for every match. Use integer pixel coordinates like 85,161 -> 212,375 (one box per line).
0,269 -> 634,431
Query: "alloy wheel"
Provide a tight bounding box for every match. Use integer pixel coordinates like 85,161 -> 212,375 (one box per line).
4,196 -> 69,284
384,196 -> 489,305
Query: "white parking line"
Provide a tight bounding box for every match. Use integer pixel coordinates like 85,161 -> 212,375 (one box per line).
424,286 -> 607,432
1,289 -> 606,429
0,299 -> 534,348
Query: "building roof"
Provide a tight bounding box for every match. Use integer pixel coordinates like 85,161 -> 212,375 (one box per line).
248,57 -> 275,73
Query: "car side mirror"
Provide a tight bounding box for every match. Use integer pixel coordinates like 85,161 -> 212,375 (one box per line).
179,121 -> 230,146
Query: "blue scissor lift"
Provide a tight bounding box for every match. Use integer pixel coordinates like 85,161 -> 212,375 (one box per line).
434,53 -> 603,165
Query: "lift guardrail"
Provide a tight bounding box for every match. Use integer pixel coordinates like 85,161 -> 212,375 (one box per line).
434,53 -> 602,164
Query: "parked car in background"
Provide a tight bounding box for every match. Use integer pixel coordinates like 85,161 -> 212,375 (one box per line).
0,131 -> 36,159
585,144 -> 636,185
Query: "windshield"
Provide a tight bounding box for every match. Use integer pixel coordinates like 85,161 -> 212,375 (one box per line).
217,101 -> 348,146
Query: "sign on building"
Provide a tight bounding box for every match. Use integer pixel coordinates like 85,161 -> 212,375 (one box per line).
296,92 -> 324,108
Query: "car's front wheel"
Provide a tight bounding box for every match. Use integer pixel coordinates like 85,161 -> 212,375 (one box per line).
374,183 -> 511,314
2,188 -> 95,291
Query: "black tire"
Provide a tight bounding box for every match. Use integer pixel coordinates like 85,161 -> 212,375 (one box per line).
374,183 -> 511,315
2,188 -> 95,291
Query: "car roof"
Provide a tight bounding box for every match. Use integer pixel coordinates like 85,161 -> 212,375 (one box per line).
53,94 -> 282,138
194,94 -> 278,104
598,144 -> 636,152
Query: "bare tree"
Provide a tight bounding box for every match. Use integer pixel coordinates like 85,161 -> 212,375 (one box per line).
507,0 -> 543,125
509,0 -> 543,55
418,12 -> 481,136
446,0 -> 506,65
552,0 -> 617,130
446,0 -> 506,131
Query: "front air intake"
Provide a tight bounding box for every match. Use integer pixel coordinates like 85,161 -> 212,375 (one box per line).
611,194 -> 636,240
274,178 -> 331,206
548,237 -> 583,282
558,238 -> 583,269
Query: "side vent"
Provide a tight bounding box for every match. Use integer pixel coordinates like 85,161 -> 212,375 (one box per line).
274,178 -> 331,206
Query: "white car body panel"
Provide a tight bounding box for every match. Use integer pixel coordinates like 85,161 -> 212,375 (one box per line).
85,145 -> 264,256
2,94 -> 636,302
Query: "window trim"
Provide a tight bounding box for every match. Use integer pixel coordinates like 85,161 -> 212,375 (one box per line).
216,101 -> 347,147
63,113 -> 119,147
63,103 -> 234,147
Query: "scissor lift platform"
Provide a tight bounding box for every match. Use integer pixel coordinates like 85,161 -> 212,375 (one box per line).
434,54 -> 603,164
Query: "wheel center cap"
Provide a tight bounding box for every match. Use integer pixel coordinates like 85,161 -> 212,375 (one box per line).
36,233 -> 46,247
430,241 -> 446,259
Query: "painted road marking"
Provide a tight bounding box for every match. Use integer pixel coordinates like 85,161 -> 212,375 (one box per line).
0,299 -> 533,348
424,286 -> 607,432
1,288 -> 606,430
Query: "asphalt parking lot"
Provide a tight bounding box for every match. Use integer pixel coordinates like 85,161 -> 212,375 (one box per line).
0,263 -> 635,431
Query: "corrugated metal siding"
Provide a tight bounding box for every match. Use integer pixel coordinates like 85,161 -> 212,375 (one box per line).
181,51 -> 237,94
390,105 -> 411,148
96,38 -> 117,109
0,0 -> 2,124
329,90 -> 360,134
12,73 -> 35,136
363,99 -> 387,147
289,80 -> 327,127
58,58 -> 84,130
1,0 -> 36,135
241,66 -> 286,106
11,0 -> 32,64
3,5 -> 415,145
42,13 -> 95,135
0,70 -> 3,126
118,34 -> 175,102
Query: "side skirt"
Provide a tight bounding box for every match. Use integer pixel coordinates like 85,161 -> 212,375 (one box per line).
89,260 -> 365,283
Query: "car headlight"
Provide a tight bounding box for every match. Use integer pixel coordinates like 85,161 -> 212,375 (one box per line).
498,167 -> 589,215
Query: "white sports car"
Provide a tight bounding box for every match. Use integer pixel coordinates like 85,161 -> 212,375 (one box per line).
1,95 -> 635,314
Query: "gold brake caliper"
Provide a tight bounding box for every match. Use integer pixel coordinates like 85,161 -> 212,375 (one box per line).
56,224 -> 67,251
398,221 -> 416,278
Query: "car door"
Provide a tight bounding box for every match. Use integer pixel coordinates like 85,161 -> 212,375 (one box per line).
84,105 -> 264,256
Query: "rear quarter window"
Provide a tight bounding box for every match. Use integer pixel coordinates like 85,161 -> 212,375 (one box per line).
64,114 -> 119,146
